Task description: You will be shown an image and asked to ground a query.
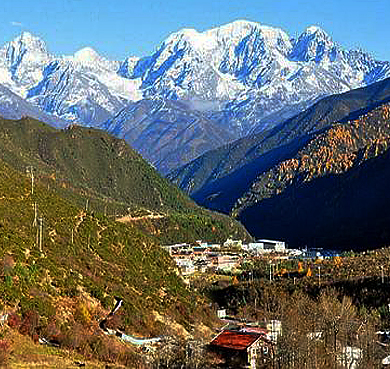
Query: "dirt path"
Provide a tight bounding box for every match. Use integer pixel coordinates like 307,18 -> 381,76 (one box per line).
116,214 -> 165,223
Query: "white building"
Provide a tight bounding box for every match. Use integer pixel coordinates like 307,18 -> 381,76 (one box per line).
175,259 -> 195,275
248,239 -> 286,253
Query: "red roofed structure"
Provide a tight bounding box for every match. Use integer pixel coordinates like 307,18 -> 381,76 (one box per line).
210,330 -> 273,368
210,331 -> 263,350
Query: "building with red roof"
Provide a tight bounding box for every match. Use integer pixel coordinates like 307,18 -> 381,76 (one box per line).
209,329 -> 273,368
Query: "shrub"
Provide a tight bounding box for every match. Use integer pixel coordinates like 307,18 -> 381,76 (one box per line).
0,339 -> 11,366
59,322 -> 91,355
20,296 -> 55,318
1,254 -> 15,275
75,301 -> 91,325
88,335 -> 137,365
19,310 -> 39,340
43,320 -> 62,343
7,312 -> 21,329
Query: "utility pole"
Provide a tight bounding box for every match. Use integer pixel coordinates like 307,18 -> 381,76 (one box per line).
85,198 -> 89,212
32,203 -> 38,227
26,166 -> 34,195
36,226 -> 39,248
318,266 -> 321,286
381,265 -> 384,284
39,218 -> 43,253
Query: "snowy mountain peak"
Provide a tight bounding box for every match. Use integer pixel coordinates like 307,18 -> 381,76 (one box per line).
9,31 -> 50,60
206,20 -> 291,47
164,20 -> 291,53
17,31 -> 46,45
304,25 -> 330,37
289,25 -> 335,62
210,20 -> 281,36
18,31 -> 38,42
164,28 -> 214,51
70,46 -> 121,74
207,19 -> 259,36
0,31 -> 51,87
74,47 -> 101,64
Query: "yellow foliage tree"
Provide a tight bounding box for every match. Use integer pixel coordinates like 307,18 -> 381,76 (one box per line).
334,256 -> 342,267
231,275 -> 239,286
306,266 -> 312,277
298,261 -> 304,273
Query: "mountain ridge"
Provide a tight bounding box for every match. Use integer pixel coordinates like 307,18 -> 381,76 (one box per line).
169,77 -> 390,196
0,114 -> 250,244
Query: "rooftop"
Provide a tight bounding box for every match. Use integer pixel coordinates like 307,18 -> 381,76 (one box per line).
210,331 -> 263,351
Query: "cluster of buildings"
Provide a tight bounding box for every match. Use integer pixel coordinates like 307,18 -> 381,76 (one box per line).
163,238 -> 287,276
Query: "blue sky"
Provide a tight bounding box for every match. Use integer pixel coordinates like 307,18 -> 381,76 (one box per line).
0,0 -> 387,61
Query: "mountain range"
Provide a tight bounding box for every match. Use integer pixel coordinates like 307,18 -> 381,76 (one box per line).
0,21 -> 390,172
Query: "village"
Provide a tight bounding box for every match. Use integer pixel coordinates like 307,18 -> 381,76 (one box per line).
163,238 -> 296,276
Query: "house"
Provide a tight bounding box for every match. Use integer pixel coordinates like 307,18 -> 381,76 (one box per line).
209,330 -> 273,369
195,240 -> 208,248
194,258 -> 209,273
163,243 -> 191,256
215,255 -> 241,272
175,259 -> 195,275
217,309 -> 227,318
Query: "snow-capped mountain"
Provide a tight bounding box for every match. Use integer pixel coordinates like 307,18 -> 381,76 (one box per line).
0,21 -> 389,172
0,32 -> 141,126
0,32 -> 51,95
125,21 -> 390,134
